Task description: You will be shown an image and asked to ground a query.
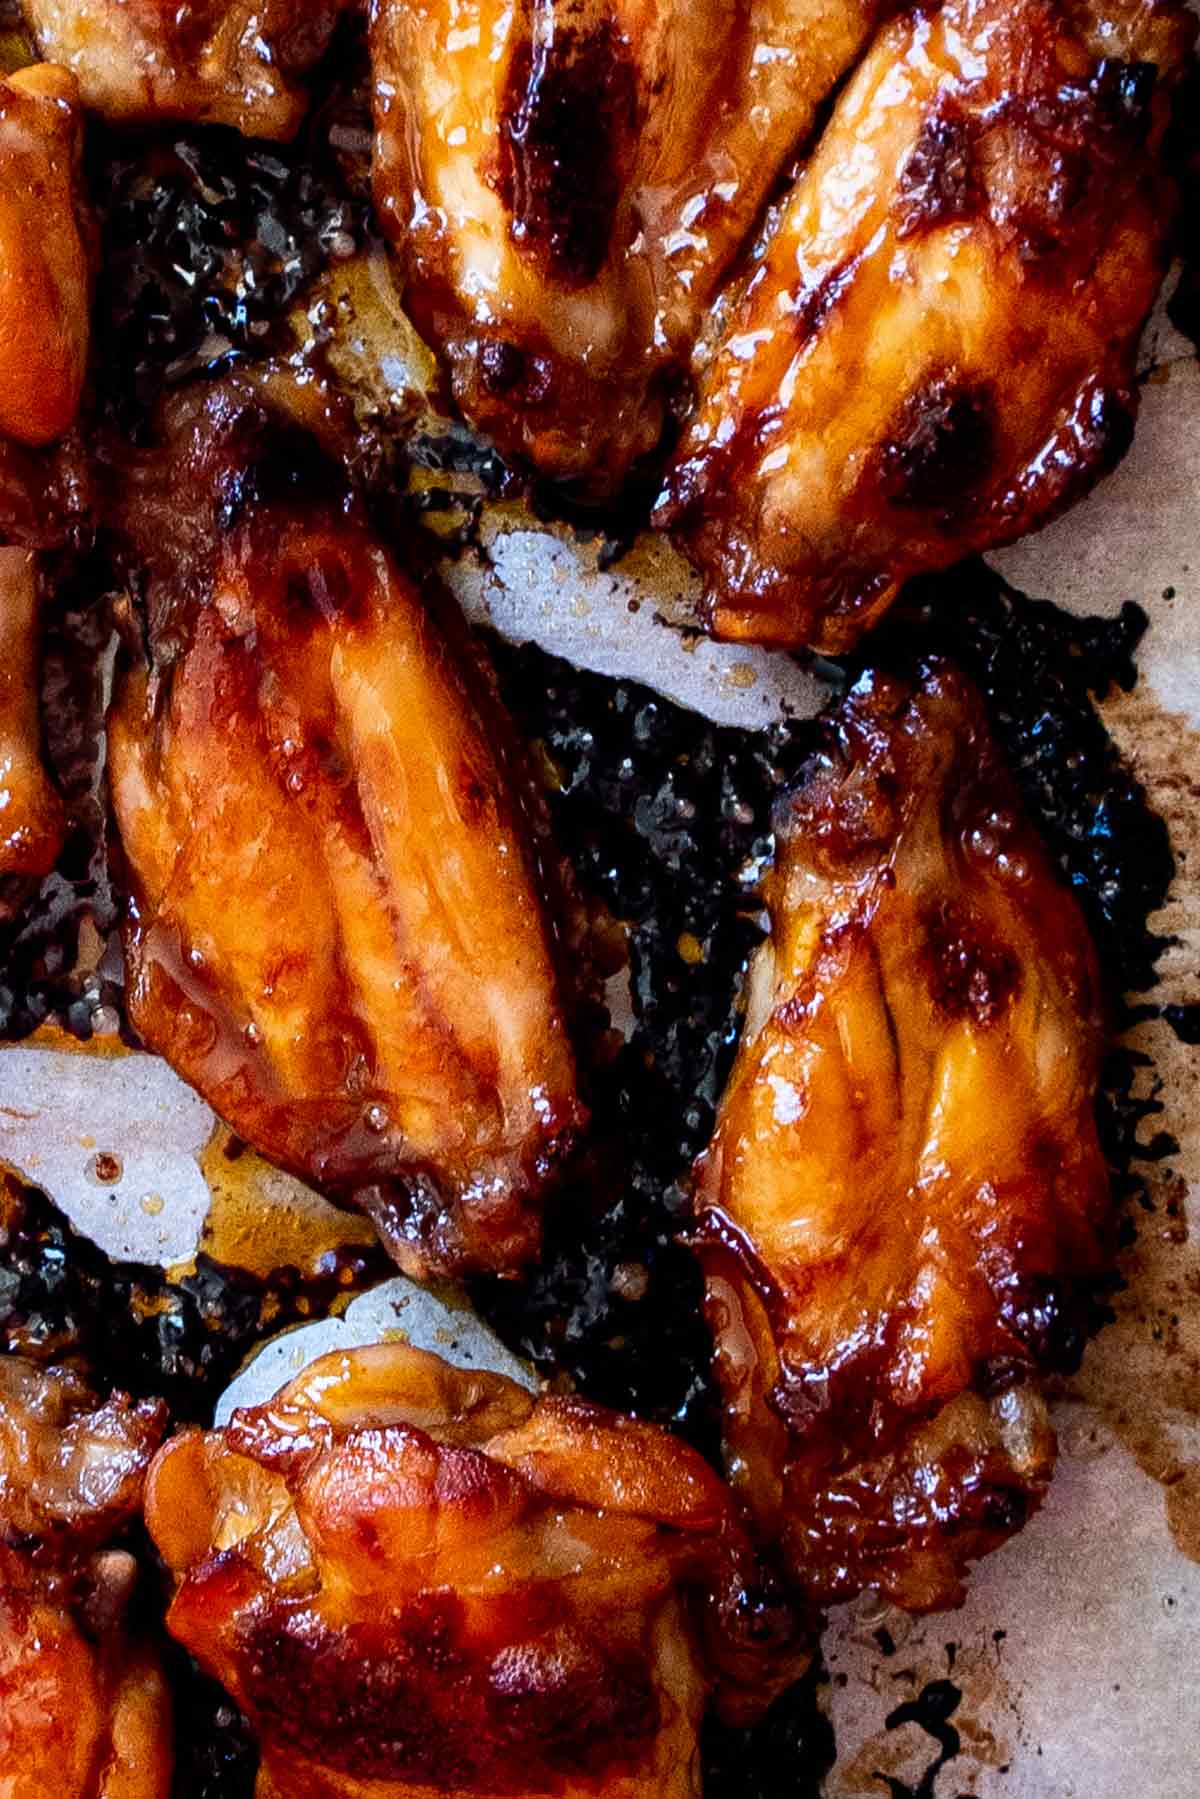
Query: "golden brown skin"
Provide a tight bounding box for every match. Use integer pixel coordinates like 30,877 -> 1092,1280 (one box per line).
108,400 -> 584,1280
0,1357 -> 171,1798
0,62 -> 90,450
147,1343 -> 808,1798
0,547 -> 65,889
21,0 -> 349,137
370,0 -> 886,492
695,662 -> 1111,1610
657,0 -> 1195,650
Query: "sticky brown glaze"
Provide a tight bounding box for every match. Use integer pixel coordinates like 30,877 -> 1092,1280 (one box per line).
0,1357 -> 171,1799
657,0 -> 1195,650
107,392 -> 585,1281
0,547 -> 65,892
22,0 -> 349,138
0,62 -> 90,449
694,663 -> 1111,1611
370,0 -> 886,493
146,1343 -> 809,1799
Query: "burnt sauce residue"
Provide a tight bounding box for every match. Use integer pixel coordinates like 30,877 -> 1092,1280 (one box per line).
0,36 -> 1194,1799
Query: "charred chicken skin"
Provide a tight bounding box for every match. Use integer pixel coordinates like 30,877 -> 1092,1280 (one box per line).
147,1342 -> 807,1799
21,0 -> 349,138
0,1357 -> 171,1798
108,401 -> 584,1281
657,0 -> 1195,650
694,662 -> 1111,1611
370,0 -> 887,492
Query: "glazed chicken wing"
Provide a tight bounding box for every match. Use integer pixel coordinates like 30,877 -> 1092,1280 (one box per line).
108,398 -> 583,1280
0,547 -> 65,891
146,1343 -> 807,1798
695,663 -> 1110,1610
370,0 -> 886,492
0,1357 -> 171,1799
22,0 -> 348,138
657,0 -> 1195,649
0,63 -> 90,894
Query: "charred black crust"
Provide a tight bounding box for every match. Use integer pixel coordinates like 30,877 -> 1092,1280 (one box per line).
920,897 -> 1021,1024
895,100 -> 978,239
499,14 -> 640,288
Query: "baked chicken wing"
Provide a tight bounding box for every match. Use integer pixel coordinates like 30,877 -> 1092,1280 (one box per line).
695,662 -> 1110,1610
108,399 -> 583,1280
370,0 -> 885,492
146,1343 -> 807,1798
657,0 -> 1194,649
22,0 -> 348,138
0,1357 -> 171,1799
0,64 -> 90,894
0,547 -> 65,890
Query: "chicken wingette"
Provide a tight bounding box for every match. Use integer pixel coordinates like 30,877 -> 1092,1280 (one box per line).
107,394 -> 584,1280
147,1342 -> 807,1799
695,662 -> 1111,1610
370,0 -> 886,492
657,0 -> 1194,649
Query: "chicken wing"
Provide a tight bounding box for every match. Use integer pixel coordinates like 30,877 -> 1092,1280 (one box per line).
147,1342 -> 807,1798
657,0 -> 1195,650
0,1357 -> 171,1799
0,548 -> 65,889
0,64 -> 89,893
107,393 -> 584,1280
0,62 -> 90,450
370,0 -> 886,492
22,0 -> 348,138
694,662 -> 1111,1610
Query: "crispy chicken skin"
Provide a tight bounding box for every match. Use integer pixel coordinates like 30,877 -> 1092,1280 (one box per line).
370,0 -> 886,492
0,62 -> 90,450
146,1343 -> 807,1798
108,402 -> 583,1281
657,0 -> 1195,650
0,547 -> 65,889
694,663 -> 1111,1610
0,1357 -> 171,1799
21,0 -> 348,138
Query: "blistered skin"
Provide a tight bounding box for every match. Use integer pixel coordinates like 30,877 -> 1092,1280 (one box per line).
0,547 -> 65,887
370,0 -> 885,491
657,0 -> 1195,650
147,1343 -> 808,1799
22,0 -> 348,138
0,1358 -> 171,1798
0,62 -> 90,448
108,433 -> 584,1281
695,663 -> 1111,1610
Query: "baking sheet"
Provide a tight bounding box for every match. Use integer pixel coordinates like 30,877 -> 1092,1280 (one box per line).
1,200 -> 1198,1799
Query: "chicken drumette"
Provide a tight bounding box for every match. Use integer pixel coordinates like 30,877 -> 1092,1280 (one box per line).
657,0 -> 1194,649
694,662 -> 1111,1610
147,1342 -> 807,1799
107,390 -> 584,1280
0,1356 -> 171,1798
370,0 -> 886,492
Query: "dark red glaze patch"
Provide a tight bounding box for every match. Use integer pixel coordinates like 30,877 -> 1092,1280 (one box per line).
895,100 -> 977,239
239,1600 -> 660,1789
499,15 -> 639,287
921,897 -> 1021,1024
877,374 -> 996,511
